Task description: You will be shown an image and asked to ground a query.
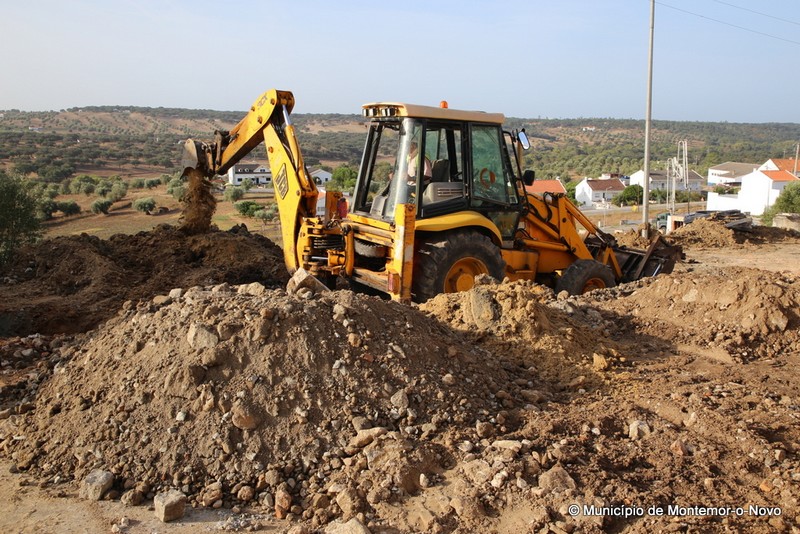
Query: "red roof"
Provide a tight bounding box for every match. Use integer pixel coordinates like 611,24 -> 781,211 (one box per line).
525,179 -> 567,195
762,170 -> 799,182
768,159 -> 799,173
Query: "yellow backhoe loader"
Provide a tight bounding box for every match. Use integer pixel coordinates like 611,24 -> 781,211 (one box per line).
183,89 -> 680,302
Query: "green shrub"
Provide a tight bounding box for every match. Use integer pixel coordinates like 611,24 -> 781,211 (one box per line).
107,181 -> 128,202
224,186 -> 245,203
91,198 -> 113,215
133,197 -> 156,213
130,178 -> 145,189
56,200 -> 81,216
234,200 -> 262,217
145,178 -> 161,189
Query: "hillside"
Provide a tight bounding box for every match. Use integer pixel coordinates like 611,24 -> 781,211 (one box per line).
1,106 -> 798,182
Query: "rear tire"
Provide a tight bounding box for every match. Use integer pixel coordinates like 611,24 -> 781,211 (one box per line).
555,259 -> 616,295
413,230 -> 505,303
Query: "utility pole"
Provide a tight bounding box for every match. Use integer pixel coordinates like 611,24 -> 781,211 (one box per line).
641,0 -> 655,238
794,143 -> 799,176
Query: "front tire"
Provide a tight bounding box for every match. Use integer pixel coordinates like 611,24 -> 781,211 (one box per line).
413,230 -> 505,302
555,259 -> 616,295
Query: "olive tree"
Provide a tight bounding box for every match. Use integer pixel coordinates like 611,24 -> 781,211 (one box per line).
0,171 -> 42,264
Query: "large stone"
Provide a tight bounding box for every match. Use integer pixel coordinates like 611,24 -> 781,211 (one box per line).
323,518 -> 372,534
538,464 -> 577,494
462,459 -> 493,485
231,403 -> 260,430
335,487 -> 365,520
187,323 -> 219,349
79,469 -> 114,501
286,268 -> 330,296
154,489 -> 187,522
349,427 -> 387,448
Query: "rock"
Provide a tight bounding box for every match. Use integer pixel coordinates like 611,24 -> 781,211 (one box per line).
286,268 -> 330,296
152,295 -> 171,306
351,416 -> 371,431
670,439 -> 690,456
238,282 -> 267,296
200,482 -> 223,507
237,485 -> 255,502
168,288 -> 183,299
442,373 -> 456,386
323,518 -> 372,534
275,486 -> 292,518
469,287 -> 499,326
349,427 -> 387,448
231,403 -> 260,430
154,489 -> 187,522
592,353 -> 610,371
462,459 -> 493,485
390,390 -> 409,410
628,420 -> 650,440
120,489 -> 144,506
79,469 -> 114,501
335,487 -> 365,520
475,421 -> 494,438
187,323 -> 219,349
538,465 -> 577,494
492,440 -> 523,453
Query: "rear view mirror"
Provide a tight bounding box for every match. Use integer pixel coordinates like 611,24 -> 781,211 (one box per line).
518,129 -> 530,150
522,169 -> 535,186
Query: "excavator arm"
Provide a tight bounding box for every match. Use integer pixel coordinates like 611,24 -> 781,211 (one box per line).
181,89 -> 318,272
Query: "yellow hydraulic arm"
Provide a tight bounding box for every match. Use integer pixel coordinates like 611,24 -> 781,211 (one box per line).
182,89 -> 317,272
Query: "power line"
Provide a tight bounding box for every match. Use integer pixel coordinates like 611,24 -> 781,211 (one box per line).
657,1 -> 800,46
712,0 -> 800,28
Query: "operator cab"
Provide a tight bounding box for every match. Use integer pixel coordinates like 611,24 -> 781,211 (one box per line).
353,103 -> 529,241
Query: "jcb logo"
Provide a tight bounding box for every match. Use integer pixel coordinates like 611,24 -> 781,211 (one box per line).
276,164 -> 289,199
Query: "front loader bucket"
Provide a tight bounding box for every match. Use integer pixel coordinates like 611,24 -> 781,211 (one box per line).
613,235 -> 683,283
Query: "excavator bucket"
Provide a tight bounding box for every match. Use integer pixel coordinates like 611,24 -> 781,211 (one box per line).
612,235 -> 683,283
181,139 -> 215,177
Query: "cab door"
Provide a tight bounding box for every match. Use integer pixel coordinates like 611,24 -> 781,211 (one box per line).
468,123 -> 522,241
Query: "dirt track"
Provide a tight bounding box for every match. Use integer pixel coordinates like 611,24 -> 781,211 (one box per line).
1,221 -> 799,534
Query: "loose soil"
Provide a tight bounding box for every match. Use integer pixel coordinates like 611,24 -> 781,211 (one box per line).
1,219 -> 799,534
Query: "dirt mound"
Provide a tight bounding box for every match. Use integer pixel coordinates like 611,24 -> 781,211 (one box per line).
584,267 -> 800,362
669,218 -> 800,250
0,225 -> 288,336
1,276 -> 798,532
668,218 -> 740,248
0,279 -> 607,529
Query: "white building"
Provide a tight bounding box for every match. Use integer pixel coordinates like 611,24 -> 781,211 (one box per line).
575,178 -> 626,208
707,169 -> 798,215
629,169 -> 704,192
227,163 -> 272,186
707,162 -> 757,186
310,169 -> 333,184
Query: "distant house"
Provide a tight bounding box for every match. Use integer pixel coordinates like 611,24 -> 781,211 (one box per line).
707,168 -> 799,215
629,169 -> 704,192
310,169 -> 333,184
575,178 -> 626,207
707,162 -> 757,186
227,163 -> 271,186
760,158 -> 799,177
525,178 -> 567,196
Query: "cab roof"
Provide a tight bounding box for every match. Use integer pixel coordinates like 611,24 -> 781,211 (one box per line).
362,102 -> 505,124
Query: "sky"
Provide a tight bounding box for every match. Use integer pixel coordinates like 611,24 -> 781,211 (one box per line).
2,0 -> 800,123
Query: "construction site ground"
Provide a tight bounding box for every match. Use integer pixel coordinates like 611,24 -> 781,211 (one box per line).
1,220 -> 799,534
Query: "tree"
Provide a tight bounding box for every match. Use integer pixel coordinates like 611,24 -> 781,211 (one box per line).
224,186 -> 245,203
613,185 -> 643,206
133,197 -> 156,214
763,181 -> 800,225
328,165 -> 358,193
0,170 -> 42,263
91,199 -> 113,215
